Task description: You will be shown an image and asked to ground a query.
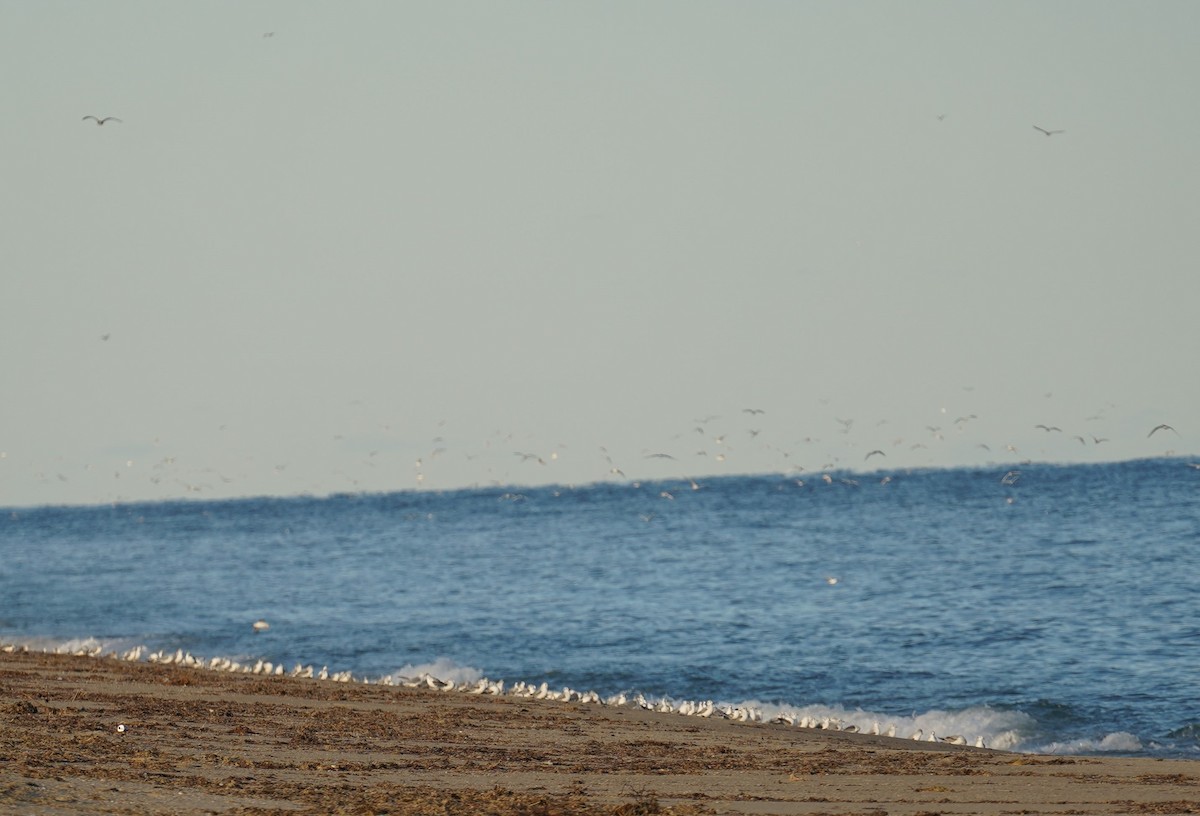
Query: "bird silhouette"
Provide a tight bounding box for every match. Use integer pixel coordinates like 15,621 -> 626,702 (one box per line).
1148,424 -> 1179,438
83,116 -> 122,126
1033,125 -> 1064,137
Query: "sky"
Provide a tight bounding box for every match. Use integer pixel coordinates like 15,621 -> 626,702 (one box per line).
2,1 -> 1198,506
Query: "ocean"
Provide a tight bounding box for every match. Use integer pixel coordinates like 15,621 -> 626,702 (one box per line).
2,458 -> 1197,757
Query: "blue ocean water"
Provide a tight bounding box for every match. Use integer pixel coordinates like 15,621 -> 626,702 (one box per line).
2,458 -> 1198,757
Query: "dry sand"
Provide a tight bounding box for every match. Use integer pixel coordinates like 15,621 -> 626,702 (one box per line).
2,648 -> 1199,815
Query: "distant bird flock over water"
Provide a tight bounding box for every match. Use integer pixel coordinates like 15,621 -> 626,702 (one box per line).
7,391 -> 1191,500
1,640 -> 991,750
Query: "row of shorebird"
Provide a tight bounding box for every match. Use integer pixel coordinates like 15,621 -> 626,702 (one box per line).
8,642 -> 989,750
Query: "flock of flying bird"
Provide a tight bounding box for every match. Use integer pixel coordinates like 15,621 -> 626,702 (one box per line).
17,396 -> 1187,501
487,408 -> 1184,495
71,106 -> 1193,500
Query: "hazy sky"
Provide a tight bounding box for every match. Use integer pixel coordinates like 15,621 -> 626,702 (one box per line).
3,2 -> 1198,506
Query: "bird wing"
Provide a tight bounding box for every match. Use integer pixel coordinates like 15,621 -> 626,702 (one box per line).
102,117 -> 122,123
82,115 -> 98,122
1033,125 -> 1049,134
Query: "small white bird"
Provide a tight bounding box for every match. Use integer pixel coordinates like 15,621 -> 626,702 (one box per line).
252,619 -> 270,632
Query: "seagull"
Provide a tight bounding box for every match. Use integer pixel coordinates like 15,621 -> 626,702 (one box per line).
252,619 -> 270,632
1033,125 -> 1064,136
1148,424 -> 1179,438
83,115 -> 122,126
864,450 -> 886,460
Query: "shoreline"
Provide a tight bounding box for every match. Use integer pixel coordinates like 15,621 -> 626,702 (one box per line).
3,649 -> 1199,814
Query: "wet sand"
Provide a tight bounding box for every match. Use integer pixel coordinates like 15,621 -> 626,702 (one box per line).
2,648 -> 1198,815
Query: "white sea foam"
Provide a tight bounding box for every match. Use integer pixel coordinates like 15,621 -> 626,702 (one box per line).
390,657 -> 483,686
1038,731 -> 1143,754
725,701 -> 1033,750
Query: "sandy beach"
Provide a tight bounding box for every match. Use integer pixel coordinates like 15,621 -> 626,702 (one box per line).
2,648 -> 1198,815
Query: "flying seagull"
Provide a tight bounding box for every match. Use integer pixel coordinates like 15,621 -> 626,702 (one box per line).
1148,424 -> 1179,438
1033,125 -> 1064,137
83,115 -> 122,126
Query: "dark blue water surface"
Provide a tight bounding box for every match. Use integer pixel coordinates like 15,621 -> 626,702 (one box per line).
3,458 -> 1198,756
